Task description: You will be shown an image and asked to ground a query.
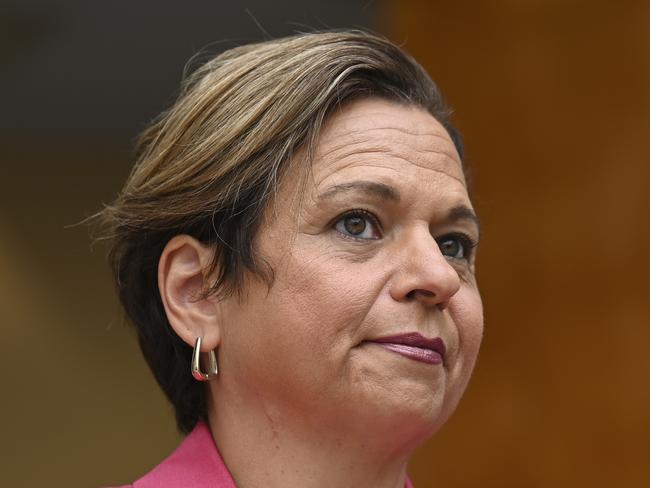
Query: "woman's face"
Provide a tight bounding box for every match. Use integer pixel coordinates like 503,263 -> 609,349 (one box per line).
213,97 -> 483,447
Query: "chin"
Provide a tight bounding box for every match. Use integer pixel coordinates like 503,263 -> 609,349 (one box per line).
351,384 -> 451,446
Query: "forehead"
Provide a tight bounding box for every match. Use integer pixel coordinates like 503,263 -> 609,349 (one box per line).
310,97 -> 466,189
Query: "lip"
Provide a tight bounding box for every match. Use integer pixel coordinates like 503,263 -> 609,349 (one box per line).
365,332 -> 446,365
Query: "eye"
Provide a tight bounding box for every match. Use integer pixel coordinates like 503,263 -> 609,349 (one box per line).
333,210 -> 381,240
437,233 -> 477,260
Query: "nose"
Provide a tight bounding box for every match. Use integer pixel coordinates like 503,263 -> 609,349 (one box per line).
389,228 -> 461,310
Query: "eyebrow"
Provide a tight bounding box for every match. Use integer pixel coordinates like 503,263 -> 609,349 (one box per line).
446,205 -> 481,233
317,179 -> 480,232
317,180 -> 400,202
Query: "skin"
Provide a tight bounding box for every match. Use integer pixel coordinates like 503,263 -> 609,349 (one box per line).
158,98 -> 484,488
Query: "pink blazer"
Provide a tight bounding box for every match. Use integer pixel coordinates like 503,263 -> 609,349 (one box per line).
110,421 -> 414,487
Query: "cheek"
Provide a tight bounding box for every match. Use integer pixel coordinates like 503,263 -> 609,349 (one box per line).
222,251 -> 381,408
228,247 -> 377,365
278,251 -> 379,349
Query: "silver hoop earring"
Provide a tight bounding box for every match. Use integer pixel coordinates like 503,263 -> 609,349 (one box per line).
191,336 -> 218,381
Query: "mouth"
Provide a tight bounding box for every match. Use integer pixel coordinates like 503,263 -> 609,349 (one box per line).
363,332 -> 446,366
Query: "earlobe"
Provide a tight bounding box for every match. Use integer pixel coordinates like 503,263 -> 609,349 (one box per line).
158,235 -> 221,351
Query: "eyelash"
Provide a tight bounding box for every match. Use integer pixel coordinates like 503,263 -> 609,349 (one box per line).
333,209 -> 382,241
438,232 -> 479,261
332,209 -> 478,261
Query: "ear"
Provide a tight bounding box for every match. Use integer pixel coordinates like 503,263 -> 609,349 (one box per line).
158,235 -> 221,351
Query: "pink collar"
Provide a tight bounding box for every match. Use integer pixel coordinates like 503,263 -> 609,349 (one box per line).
125,421 -> 414,488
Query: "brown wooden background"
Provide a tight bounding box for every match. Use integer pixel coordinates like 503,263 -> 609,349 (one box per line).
1,1 -> 648,486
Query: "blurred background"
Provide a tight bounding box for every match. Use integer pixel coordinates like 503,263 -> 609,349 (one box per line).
1,0 -> 648,486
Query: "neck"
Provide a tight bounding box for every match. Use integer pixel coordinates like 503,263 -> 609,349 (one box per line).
208,384 -> 415,488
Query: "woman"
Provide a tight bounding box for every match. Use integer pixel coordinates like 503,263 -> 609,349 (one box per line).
100,30 -> 483,488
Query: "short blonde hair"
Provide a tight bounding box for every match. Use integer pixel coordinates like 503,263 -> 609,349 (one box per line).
97,29 -> 464,433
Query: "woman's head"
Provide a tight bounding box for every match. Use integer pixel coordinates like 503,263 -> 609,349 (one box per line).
100,30 -> 481,438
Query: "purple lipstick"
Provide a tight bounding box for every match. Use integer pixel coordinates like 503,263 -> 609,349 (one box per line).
367,332 -> 446,365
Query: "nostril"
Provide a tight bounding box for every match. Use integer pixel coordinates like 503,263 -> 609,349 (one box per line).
407,289 -> 435,301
